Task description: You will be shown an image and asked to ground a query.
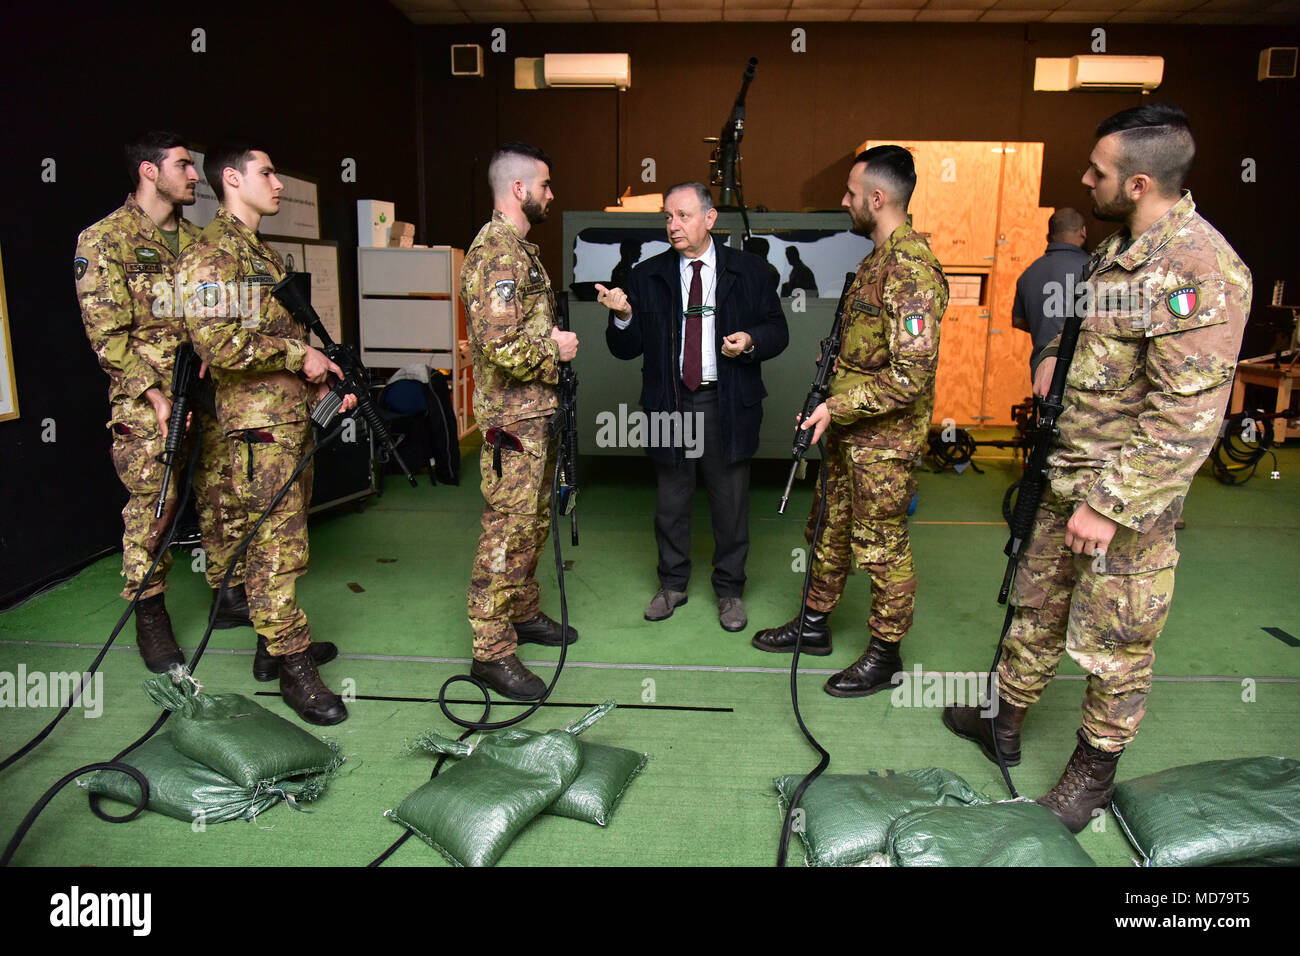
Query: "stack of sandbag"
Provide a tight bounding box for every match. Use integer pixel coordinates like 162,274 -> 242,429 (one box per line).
776,768 -> 1096,866
1111,756 -> 1300,866
388,701 -> 648,866
79,676 -> 344,824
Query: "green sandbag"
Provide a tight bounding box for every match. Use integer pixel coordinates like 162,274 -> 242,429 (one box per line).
144,676 -> 342,791
548,742 -> 647,827
406,701 -> 646,828
774,769 -> 985,867
388,727 -> 583,867
78,733 -> 318,824
887,800 -> 1096,867
1112,756 -> 1300,867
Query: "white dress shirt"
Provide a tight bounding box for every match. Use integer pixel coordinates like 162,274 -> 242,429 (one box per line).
613,237 -> 719,383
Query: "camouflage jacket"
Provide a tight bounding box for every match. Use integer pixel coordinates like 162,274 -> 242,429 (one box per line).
825,218 -> 948,460
74,194 -> 200,435
179,208 -> 311,432
462,210 -> 561,431
1048,192 -> 1252,533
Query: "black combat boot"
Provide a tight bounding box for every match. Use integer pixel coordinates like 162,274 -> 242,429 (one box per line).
942,697 -> 1028,766
471,654 -> 547,701
210,584 -> 253,630
134,594 -> 185,673
278,650 -> 348,726
253,635 -> 339,682
512,612 -> 579,647
751,607 -> 832,656
823,637 -> 902,698
1037,731 -> 1122,833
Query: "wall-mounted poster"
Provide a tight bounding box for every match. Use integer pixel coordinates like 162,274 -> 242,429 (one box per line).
188,149 -> 320,239
265,238 -> 342,348
0,246 -> 17,422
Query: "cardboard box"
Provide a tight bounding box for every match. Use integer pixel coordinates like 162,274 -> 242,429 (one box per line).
388,221 -> 415,248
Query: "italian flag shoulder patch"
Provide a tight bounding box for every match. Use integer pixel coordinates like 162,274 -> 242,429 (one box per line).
1166,285 -> 1198,319
904,313 -> 925,336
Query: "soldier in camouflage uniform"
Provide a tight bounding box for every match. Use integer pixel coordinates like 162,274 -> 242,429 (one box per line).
753,146 -> 948,699
463,142 -> 580,702
944,105 -> 1251,831
74,131 -> 250,674
180,143 -> 351,725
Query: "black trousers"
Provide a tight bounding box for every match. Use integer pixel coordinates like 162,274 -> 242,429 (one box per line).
653,386 -> 750,598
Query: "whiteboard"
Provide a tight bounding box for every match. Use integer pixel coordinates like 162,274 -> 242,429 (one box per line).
188,149 -> 320,239
0,245 -> 17,421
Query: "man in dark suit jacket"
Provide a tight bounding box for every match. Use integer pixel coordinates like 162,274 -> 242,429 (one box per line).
597,182 -> 788,632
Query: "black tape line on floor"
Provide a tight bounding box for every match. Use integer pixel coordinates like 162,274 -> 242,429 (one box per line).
252,691 -> 733,713
1263,627 -> 1299,648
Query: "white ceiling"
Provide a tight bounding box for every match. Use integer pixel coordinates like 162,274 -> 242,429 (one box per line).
391,0 -> 1300,25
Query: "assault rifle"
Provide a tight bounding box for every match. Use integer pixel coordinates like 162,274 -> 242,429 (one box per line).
998,310 -> 1086,603
550,291 -> 579,545
270,272 -> 418,488
778,272 -> 855,514
706,57 -> 757,215
155,342 -> 201,519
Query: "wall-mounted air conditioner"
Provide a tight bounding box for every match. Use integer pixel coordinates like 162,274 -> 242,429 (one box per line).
515,53 -> 631,91
1034,55 -> 1164,92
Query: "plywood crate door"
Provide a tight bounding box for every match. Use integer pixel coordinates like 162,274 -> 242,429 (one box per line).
922,142 -> 1001,267
932,303 -> 987,425
983,143 -> 1049,423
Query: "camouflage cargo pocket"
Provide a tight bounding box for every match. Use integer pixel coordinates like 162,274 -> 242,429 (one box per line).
480,434 -> 548,516
1067,311 -> 1146,392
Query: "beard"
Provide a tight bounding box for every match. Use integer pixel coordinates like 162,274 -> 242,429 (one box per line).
848,205 -> 874,237
1091,190 -> 1135,224
157,176 -> 196,206
522,191 -> 549,225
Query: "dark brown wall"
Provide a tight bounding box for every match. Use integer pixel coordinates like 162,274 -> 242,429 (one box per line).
0,1 -> 420,603
420,21 -> 1300,347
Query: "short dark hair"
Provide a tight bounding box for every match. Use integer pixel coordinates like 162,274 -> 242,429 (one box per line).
1048,207 -> 1085,241
124,131 -> 188,188
488,141 -> 552,195
1095,103 -> 1195,196
664,181 -> 714,213
204,141 -> 263,202
854,145 -> 917,209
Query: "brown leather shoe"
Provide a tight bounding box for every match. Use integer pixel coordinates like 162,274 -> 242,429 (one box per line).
471,654 -> 547,701
253,635 -> 338,682
134,594 -> 185,673
278,650 -> 348,726
1037,731 -> 1122,833
942,696 -> 1028,766
823,637 -> 902,698
210,584 -> 252,630
752,607 -> 832,656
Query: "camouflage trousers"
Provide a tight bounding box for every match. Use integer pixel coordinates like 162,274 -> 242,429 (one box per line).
998,491 -> 1179,753
193,407 -> 247,591
467,420 -> 556,662
110,406 -> 245,601
804,430 -> 918,644
229,421 -> 314,656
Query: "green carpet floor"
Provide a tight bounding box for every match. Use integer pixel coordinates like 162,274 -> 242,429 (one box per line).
1,440 -> 1296,867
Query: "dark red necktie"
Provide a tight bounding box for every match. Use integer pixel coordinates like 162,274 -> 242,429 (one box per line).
683,260 -> 703,391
